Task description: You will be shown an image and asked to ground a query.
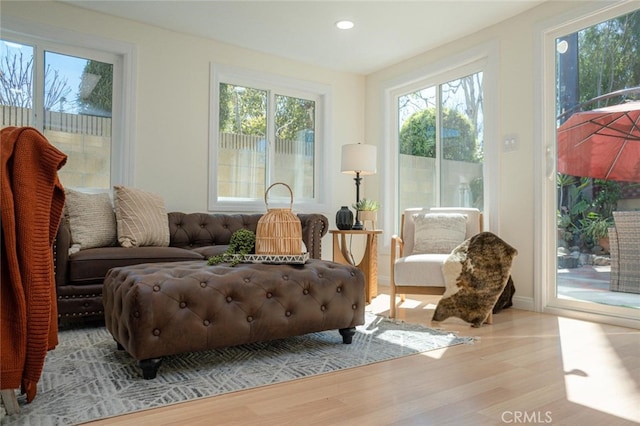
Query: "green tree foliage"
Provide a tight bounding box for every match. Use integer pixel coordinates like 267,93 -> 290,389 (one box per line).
77,60 -> 113,116
219,83 -> 266,136
219,83 -> 233,132
578,9 -> 640,106
218,83 -> 313,141
275,94 -> 314,141
398,107 -> 478,162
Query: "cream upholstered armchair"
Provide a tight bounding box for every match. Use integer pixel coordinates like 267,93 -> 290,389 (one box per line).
389,207 -> 482,318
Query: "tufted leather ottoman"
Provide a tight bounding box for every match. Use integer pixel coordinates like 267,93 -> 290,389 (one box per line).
103,259 -> 365,379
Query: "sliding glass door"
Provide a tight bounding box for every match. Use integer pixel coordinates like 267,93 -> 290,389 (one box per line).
544,6 -> 640,324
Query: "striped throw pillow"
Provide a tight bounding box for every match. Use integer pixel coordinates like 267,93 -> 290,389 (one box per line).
114,186 -> 169,248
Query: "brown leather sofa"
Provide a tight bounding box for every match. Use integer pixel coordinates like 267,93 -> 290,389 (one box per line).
54,212 -> 329,319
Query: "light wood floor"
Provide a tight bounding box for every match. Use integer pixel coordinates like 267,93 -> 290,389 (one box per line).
89,288 -> 640,426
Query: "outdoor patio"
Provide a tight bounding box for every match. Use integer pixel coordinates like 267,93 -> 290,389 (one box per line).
558,264 -> 640,309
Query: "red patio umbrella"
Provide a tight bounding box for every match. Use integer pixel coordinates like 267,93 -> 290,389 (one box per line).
557,101 -> 640,182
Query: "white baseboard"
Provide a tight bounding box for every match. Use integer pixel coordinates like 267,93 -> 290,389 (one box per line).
512,295 -> 534,311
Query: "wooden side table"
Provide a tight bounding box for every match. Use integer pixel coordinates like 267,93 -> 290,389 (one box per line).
330,229 -> 382,303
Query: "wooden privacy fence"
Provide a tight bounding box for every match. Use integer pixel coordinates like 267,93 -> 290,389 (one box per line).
219,132 -> 314,156
1,105 -> 33,128
1,106 -> 111,137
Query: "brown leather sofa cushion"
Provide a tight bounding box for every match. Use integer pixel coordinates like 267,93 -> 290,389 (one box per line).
67,246 -> 203,285
168,212 -> 262,248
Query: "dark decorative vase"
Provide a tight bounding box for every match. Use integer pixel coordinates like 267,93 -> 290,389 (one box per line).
336,206 -> 354,230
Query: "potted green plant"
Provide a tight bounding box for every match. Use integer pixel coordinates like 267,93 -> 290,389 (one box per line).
352,198 -> 379,229
579,212 -> 614,252
556,174 -> 590,246
577,180 -> 621,253
207,229 -> 256,266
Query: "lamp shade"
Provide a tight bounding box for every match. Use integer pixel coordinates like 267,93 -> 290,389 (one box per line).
340,143 -> 377,175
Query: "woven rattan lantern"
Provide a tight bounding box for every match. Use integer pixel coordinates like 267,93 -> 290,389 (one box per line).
255,182 -> 303,255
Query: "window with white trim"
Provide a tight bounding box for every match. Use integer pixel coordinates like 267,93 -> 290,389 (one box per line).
395,70 -> 485,212
209,65 -> 330,212
0,19 -> 135,189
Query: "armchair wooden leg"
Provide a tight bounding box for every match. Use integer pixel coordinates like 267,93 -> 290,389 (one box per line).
390,256 -> 396,318
390,285 -> 397,318
485,312 -> 493,325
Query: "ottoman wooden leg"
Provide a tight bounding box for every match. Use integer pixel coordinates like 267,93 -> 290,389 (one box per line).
139,358 -> 163,380
339,327 -> 356,344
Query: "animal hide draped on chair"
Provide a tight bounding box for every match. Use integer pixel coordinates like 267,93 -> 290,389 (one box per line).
433,232 -> 517,327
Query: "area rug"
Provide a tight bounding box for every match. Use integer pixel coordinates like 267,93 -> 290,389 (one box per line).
2,312 -> 473,425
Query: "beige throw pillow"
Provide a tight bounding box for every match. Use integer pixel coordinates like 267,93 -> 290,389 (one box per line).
412,213 -> 468,255
65,188 -> 117,251
114,186 -> 169,248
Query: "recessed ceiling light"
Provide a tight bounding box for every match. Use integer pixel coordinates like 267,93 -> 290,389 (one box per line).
335,20 -> 355,30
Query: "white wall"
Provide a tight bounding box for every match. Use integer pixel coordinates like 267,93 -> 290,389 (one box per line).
1,1 -> 365,225
366,0 -> 584,306
3,1 -> 601,306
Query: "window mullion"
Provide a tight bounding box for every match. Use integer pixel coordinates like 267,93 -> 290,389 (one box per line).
435,84 -> 442,206
266,90 -> 275,185
32,45 -> 45,130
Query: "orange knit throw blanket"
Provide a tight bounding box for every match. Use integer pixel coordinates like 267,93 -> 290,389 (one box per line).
1,126 -> 67,403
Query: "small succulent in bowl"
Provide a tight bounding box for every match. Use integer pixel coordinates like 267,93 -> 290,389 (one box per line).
352,198 -> 379,212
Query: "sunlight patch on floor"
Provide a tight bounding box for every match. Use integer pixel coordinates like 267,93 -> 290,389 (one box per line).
368,294 -> 435,312
416,347 -> 448,359
365,293 -> 455,359
397,298 -> 422,309
558,316 -> 639,422
366,293 -> 392,316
